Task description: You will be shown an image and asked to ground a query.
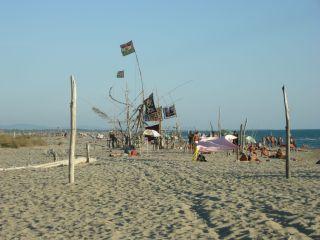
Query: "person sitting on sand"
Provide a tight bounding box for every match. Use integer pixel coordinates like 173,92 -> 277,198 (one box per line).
261,147 -> 269,157
240,152 -> 249,161
196,153 -> 207,162
270,148 -> 286,159
249,151 -> 260,162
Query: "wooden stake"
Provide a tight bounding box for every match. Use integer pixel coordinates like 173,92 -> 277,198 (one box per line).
209,121 -> 214,136
240,124 -> 243,153
125,81 -> 132,146
236,147 -> 239,161
243,118 -> 247,148
218,107 -> 221,137
282,86 -> 290,179
86,143 -> 90,163
69,75 -> 77,184
156,89 -> 163,149
53,151 -> 58,162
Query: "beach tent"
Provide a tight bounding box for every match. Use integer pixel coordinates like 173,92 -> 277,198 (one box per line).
245,136 -> 256,144
224,134 -> 237,142
200,136 -> 219,142
196,137 -> 238,153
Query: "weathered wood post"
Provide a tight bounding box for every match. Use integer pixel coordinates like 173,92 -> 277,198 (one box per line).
243,118 -> 247,149
86,143 -> 90,163
218,107 -> 222,138
282,85 -> 290,179
239,124 -> 243,153
69,75 -> 77,184
53,151 -> 58,162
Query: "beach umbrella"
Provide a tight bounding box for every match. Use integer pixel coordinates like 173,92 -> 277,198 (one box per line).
224,134 -> 237,142
246,136 -> 256,144
143,129 -> 161,137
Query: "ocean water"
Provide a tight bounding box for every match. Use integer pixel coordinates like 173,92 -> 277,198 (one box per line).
181,129 -> 320,149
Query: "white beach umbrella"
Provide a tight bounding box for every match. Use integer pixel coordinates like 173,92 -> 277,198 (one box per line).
143,129 -> 161,137
246,136 -> 256,144
224,134 -> 237,142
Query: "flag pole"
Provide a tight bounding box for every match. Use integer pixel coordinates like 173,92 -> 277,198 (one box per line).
134,51 -> 145,101
134,50 -> 145,138
218,107 -> 221,137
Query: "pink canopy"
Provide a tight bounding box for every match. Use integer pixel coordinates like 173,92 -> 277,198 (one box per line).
197,137 -> 238,152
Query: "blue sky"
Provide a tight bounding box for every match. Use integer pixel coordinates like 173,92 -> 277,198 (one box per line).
0,0 -> 319,130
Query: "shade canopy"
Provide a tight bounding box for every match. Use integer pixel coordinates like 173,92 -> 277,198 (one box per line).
143,129 -> 161,137
246,136 -> 256,144
197,137 -> 238,152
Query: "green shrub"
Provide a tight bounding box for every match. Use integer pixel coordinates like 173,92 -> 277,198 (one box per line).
0,134 -> 47,148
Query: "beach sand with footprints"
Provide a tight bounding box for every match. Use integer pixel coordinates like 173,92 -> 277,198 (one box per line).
1,136 -> 320,239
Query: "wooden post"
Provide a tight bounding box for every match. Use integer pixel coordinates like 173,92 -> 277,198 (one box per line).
239,124 -> 243,153
218,107 -> 221,137
236,147 -> 239,161
243,118 -> 247,148
53,151 -> 58,162
69,75 -> 77,184
125,81 -> 132,146
282,86 -> 290,179
86,143 -> 90,163
209,121 -> 214,136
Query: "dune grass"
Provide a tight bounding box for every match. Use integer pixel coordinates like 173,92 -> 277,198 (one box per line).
0,134 -> 46,148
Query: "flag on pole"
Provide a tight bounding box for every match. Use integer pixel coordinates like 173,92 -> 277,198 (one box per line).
120,40 -> 135,56
144,93 -> 157,115
117,70 -> 124,78
144,107 -> 162,121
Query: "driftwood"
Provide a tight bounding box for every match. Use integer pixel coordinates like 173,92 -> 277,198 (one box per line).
0,157 -> 97,171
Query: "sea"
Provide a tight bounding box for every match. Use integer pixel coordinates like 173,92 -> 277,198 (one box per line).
181,129 -> 320,149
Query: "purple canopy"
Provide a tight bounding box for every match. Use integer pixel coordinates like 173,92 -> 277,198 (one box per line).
197,137 -> 238,152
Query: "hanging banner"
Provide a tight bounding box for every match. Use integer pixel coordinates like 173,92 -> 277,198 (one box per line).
163,105 -> 177,119
144,107 -> 162,122
117,70 -> 124,78
144,93 -> 157,115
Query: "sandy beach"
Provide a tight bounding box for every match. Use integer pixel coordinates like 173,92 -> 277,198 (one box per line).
0,136 -> 319,239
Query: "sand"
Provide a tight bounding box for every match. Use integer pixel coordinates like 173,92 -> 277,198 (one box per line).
0,136 -> 319,239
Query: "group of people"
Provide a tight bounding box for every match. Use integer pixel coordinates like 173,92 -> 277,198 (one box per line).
240,144 -> 288,162
262,135 -> 297,149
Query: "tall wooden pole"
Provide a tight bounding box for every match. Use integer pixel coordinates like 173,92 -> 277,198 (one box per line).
240,124 -> 243,153
125,81 -> 132,146
209,121 -> 214,136
282,86 -> 290,179
134,51 -> 145,135
243,118 -> 247,148
69,75 -> 77,184
156,89 -> 163,149
218,107 -> 221,137
86,143 -> 90,163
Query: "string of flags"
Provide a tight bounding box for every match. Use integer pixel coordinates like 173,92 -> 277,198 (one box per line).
118,40 -> 178,122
